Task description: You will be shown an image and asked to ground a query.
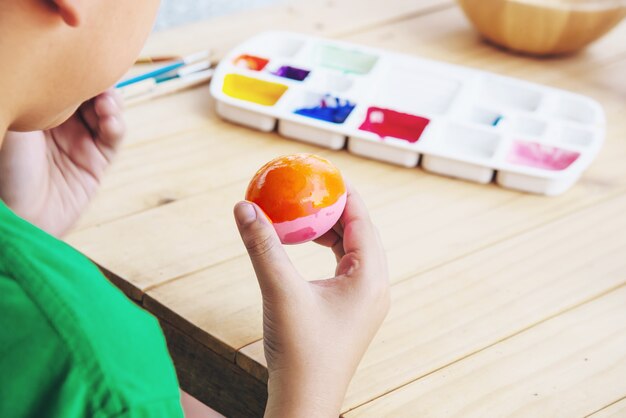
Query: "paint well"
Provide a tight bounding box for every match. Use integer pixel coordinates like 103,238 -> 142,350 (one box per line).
222,74 -> 288,106
273,65 -> 311,81
506,116 -> 547,137
359,107 -> 430,143
507,141 -> 580,171
306,70 -> 355,93
560,126 -> 594,147
294,95 -> 356,124
482,78 -> 543,111
466,107 -> 502,126
375,68 -> 461,115
554,96 -> 597,125
316,45 -> 379,75
441,124 -> 501,160
233,54 -> 270,71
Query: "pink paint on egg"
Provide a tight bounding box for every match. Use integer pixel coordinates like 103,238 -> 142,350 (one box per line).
274,192 -> 347,244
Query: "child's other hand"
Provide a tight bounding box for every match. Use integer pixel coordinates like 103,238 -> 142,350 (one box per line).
234,186 -> 390,418
0,90 -> 124,237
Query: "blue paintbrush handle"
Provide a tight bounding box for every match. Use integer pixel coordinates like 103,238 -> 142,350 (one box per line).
115,61 -> 185,88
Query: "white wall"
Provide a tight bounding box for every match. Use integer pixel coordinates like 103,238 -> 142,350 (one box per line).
155,0 -> 286,31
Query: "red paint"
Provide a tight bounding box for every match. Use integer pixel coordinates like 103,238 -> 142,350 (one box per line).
359,107 -> 430,143
233,54 -> 270,71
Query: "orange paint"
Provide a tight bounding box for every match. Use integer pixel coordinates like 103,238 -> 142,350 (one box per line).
246,154 -> 346,223
233,54 -> 269,71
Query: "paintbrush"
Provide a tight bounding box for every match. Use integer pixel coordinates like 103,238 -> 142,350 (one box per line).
116,50 -> 211,88
123,68 -> 214,107
117,60 -> 212,100
135,55 -> 182,64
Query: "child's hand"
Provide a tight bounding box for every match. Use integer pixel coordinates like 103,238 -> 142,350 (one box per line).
234,186 -> 390,418
0,90 -> 124,237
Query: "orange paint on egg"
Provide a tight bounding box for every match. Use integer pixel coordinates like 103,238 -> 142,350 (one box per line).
246,154 -> 346,224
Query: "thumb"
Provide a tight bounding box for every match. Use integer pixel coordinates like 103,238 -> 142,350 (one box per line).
234,201 -> 300,297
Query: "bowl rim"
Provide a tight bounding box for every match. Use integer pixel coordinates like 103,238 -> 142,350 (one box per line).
483,0 -> 626,11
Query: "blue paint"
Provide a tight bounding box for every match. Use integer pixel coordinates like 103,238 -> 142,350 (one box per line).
294,96 -> 355,124
492,115 -> 504,126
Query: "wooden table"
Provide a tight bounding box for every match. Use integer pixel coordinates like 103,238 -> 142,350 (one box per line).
66,1 -> 626,417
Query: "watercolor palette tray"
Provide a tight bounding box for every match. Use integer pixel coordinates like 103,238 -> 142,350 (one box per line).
210,32 -> 606,195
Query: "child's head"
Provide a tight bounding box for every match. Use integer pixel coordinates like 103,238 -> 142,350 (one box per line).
0,0 -> 160,131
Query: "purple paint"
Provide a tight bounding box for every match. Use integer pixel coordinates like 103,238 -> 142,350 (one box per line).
273,65 -> 311,81
507,141 -> 580,171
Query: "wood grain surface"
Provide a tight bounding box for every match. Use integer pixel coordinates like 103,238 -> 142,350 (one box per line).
65,1 -> 626,416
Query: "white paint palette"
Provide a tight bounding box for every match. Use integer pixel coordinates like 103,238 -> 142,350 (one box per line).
210,31 -> 606,195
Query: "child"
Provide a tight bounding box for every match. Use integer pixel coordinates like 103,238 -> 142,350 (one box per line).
0,2 -> 390,417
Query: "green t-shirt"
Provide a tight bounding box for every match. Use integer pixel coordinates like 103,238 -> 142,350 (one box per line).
0,201 -> 185,418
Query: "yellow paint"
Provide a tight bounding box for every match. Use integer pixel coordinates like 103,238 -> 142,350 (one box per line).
222,74 -> 288,106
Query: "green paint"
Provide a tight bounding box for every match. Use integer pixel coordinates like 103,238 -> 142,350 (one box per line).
316,45 -> 379,75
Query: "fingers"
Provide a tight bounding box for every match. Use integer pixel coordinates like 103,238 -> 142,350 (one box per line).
329,186 -> 389,323
340,185 -> 379,260
335,185 -> 388,285
234,201 -> 300,298
95,89 -> 124,117
313,225 -> 345,261
79,90 -> 126,158
313,184 -> 384,281
94,90 -> 126,148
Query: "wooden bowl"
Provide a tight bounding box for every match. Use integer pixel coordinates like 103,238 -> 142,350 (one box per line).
457,0 -> 626,56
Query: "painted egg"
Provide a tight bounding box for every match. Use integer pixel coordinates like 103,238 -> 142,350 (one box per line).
246,154 -> 347,245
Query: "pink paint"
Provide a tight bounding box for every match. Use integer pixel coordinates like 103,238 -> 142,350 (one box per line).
273,192 -> 347,245
359,107 -> 430,143
507,141 -> 580,171
284,227 -> 318,244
